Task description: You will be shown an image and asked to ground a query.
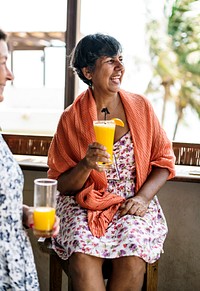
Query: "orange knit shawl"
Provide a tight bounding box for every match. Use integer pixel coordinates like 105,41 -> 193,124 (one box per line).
47,88 -> 175,237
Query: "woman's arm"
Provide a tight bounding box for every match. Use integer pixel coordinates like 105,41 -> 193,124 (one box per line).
57,142 -> 110,194
57,159 -> 92,194
120,167 -> 169,217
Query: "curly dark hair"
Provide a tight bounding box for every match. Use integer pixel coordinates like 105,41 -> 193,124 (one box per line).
70,33 -> 122,87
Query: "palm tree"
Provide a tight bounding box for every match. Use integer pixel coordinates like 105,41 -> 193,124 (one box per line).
167,0 -> 200,138
145,19 -> 179,127
145,0 -> 200,139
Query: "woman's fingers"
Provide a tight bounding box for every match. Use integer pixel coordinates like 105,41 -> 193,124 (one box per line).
88,143 -> 110,159
26,207 -> 34,228
84,142 -> 111,170
120,198 -> 148,217
120,199 -> 138,216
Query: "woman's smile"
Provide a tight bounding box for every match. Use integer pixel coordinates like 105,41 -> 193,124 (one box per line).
110,75 -> 121,85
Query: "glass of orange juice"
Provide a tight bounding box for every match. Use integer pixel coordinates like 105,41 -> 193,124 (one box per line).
33,178 -> 57,237
93,120 -> 116,169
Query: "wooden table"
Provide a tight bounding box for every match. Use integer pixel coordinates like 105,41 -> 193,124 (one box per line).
173,165 -> 200,183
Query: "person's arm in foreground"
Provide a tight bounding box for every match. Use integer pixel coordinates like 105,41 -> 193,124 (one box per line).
120,166 -> 169,217
22,204 -> 60,237
57,142 -> 110,195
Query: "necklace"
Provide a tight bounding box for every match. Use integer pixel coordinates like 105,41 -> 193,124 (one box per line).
101,107 -> 110,119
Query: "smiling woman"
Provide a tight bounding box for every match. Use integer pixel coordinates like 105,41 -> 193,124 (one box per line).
46,32 -> 176,291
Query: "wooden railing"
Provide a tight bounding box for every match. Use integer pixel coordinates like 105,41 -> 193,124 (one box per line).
173,142 -> 200,166
2,133 -> 52,156
2,133 -> 200,166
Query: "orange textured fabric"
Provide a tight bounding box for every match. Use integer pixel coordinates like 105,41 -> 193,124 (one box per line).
48,88 -> 176,237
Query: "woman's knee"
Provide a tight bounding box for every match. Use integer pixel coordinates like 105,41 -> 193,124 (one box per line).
68,253 -> 106,290
112,256 -> 146,277
68,252 -> 103,278
68,253 -> 88,275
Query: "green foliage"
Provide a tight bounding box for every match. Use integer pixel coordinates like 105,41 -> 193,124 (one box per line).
146,0 -> 200,139
168,0 -> 200,73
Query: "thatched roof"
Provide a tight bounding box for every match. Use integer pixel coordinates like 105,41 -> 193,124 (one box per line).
7,31 -> 65,50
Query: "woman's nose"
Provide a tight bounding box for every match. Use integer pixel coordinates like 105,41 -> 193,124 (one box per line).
6,67 -> 14,81
115,60 -> 124,70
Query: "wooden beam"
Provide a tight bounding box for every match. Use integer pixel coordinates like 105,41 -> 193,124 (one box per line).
64,0 -> 80,107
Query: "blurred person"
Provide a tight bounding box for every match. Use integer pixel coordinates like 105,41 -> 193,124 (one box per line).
48,33 -> 176,291
0,29 -> 60,290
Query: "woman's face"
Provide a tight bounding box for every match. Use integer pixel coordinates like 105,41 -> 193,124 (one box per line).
90,53 -> 125,95
0,40 -> 13,102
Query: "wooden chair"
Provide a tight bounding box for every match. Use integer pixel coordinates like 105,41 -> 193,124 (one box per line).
38,237 -> 159,291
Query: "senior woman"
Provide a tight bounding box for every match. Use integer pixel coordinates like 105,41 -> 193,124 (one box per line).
48,33 -> 175,291
0,28 -> 60,290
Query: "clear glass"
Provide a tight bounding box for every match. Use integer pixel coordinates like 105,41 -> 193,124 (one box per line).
33,178 -> 57,237
93,120 -> 116,169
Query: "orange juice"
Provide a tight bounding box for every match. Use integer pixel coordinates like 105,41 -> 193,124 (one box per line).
93,120 -> 116,168
33,207 -> 55,237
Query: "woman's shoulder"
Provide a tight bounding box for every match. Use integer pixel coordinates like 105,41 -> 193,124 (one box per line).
120,89 -> 153,108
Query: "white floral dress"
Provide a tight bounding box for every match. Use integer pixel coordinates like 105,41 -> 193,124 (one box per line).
52,131 -> 168,263
0,135 -> 39,290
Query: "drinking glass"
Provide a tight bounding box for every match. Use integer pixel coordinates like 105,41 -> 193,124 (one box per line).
93,120 -> 116,169
33,178 -> 57,237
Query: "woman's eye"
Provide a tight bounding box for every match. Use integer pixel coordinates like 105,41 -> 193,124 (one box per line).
107,59 -> 115,64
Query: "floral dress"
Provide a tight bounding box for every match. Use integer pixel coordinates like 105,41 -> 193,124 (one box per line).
52,131 -> 168,263
0,135 -> 39,290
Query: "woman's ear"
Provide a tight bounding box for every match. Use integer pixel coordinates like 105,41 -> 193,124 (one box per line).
82,67 -> 92,80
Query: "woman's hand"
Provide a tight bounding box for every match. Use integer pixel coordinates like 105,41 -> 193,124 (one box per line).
119,196 -> 150,217
57,142 -> 111,194
23,205 -> 60,237
23,205 -> 34,228
82,142 -> 111,171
